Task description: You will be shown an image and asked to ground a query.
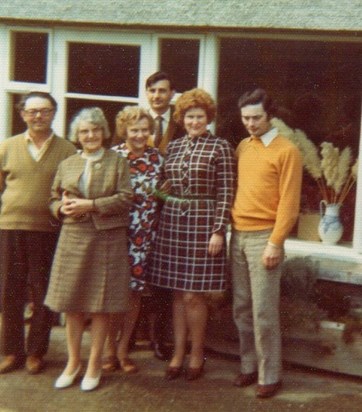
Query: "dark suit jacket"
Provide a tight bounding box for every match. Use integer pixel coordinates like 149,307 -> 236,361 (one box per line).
147,108 -> 184,155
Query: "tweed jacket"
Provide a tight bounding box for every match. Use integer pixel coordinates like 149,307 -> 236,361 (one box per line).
50,149 -> 133,230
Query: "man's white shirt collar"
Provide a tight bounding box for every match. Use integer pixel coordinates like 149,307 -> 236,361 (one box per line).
149,108 -> 171,122
260,127 -> 278,147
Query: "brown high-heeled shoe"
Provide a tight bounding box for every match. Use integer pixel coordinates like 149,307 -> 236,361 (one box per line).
120,358 -> 139,374
165,365 -> 183,380
102,356 -> 120,372
185,358 -> 206,381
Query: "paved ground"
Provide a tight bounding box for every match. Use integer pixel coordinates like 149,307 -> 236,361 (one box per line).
0,326 -> 361,412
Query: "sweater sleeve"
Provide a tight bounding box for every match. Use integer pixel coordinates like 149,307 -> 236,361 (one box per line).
49,163 -> 65,220
269,145 -> 303,246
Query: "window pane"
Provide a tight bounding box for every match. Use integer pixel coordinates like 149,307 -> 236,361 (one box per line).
10,94 -> 24,136
12,32 -> 48,83
68,43 -> 140,97
65,98 -> 132,146
160,39 -> 199,92
217,38 -> 362,242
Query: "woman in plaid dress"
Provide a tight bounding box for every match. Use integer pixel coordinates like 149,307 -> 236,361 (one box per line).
147,89 -> 235,380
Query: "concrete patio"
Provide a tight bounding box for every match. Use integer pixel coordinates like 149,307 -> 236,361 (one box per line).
0,324 -> 361,412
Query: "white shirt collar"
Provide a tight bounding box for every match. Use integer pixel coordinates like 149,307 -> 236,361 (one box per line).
260,127 -> 278,147
149,107 -> 171,122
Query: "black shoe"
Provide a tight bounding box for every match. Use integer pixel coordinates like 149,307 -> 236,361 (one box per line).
165,365 -> 183,380
153,342 -> 173,361
185,358 -> 206,381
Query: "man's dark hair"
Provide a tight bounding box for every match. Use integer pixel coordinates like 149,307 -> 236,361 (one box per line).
238,88 -> 276,117
17,91 -> 58,112
145,71 -> 175,90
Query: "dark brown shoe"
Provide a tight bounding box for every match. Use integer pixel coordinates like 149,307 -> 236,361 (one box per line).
256,381 -> 282,398
25,355 -> 45,375
233,372 -> 258,387
0,355 -> 25,374
185,358 -> 206,381
165,365 -> 183,380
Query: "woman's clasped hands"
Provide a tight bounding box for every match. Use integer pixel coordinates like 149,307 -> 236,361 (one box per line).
60,191 -> 94,217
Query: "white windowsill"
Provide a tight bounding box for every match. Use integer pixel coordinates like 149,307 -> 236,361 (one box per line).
285,238 -> 362,286
285,238 -> 361,262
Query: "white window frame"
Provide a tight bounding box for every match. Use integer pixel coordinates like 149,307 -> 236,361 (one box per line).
285,105 -> 362,262
1,24 -> 361,261
0,25 -> 53,138
51,28 -> 154,135
152,33 -> 217,131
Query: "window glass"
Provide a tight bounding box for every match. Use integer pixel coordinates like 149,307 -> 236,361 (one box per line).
217,38 -> 361,242
65,98 -> 132,147
12,32 -> 48,83
10,94 -> 24,136
68,43 -> 140,97
160,39 -> 199,92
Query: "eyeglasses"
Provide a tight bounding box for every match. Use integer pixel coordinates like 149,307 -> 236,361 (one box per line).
23,108 -> 54,117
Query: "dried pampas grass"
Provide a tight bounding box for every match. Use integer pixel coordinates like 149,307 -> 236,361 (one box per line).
271,117 -> 358,205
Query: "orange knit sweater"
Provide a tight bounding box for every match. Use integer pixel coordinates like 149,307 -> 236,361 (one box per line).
231,134 -> 303,246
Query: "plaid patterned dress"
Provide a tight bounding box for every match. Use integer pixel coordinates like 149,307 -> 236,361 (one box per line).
147,133 -> 235,291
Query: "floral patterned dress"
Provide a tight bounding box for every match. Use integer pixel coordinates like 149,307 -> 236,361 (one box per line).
112,143 -> 164,291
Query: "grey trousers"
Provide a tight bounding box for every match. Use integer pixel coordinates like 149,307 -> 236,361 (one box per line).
231,229 -> 282,385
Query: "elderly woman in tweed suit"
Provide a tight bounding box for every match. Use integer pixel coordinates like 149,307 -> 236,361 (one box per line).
147,89 -> 235,381
45,107 -> 133,391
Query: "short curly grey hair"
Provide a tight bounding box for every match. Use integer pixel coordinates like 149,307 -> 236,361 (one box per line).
68,107 -> 111,143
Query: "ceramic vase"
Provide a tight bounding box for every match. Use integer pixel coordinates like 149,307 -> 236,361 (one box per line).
318,200 -> 343,245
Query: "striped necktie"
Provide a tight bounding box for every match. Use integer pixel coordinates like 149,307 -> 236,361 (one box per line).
154,116 -> 163,147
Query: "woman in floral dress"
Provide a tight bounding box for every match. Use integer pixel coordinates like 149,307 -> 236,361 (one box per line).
102,106 -> 164,373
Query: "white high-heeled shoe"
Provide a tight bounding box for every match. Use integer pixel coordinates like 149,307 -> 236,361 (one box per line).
55,365 -> 81,389
80,372 -> 101,392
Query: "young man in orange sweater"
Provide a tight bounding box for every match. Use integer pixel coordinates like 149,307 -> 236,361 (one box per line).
231,89 -> 302,398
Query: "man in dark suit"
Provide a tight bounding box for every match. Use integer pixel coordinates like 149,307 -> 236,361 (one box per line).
145,71 -> 184,155
140,71 -> 183,360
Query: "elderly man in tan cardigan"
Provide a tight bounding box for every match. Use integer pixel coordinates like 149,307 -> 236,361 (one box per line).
0,91 -> 76,375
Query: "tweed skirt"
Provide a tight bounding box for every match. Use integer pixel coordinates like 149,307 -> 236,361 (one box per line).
45,221 -> 130,313
147,198 -> 228,292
